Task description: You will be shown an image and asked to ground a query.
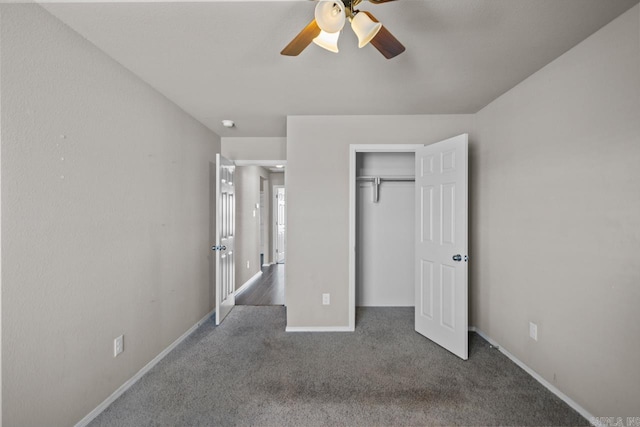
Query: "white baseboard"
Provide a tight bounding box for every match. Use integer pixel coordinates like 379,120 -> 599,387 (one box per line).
468,327 -> 596,426
234,271 -> 263,297
74,308 -> 215,427
286,326 -> 354,332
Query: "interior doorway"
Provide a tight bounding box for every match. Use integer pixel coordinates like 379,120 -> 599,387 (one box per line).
232,161 -> 286,306
259,177 -> 267,266
355,151 -> 415,307
349,145 -> 421,330
348,137 -> 470,360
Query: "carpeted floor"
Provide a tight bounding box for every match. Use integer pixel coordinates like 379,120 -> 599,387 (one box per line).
90,306 -> 589,426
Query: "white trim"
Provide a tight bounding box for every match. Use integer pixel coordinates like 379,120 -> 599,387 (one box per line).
348,144 -> 424,331
74,308 -> 215,427
234,271 -> 262,297
469,327 -> 597,426
285,326 -> 354,332
348,147 -> 356,331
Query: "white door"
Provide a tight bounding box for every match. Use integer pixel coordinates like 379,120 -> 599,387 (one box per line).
214,154 -> 235,325
274,186 -> 286,264
415,134 -> 469,360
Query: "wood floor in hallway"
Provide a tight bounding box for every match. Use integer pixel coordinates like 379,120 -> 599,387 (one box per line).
236,264 -> 284,305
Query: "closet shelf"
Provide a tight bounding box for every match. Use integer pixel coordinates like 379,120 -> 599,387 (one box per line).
356,175 -> 415,203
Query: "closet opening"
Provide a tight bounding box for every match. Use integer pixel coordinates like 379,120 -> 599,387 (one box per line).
348,144 -> 423,329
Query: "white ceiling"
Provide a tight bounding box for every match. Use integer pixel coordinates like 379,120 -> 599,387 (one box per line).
43,0 -> 639,137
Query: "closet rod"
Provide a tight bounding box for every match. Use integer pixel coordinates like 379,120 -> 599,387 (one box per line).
356,176 -> 415,203
356,176 -> 415,182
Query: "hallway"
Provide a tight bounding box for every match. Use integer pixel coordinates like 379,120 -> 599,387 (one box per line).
236,264 -> 285,305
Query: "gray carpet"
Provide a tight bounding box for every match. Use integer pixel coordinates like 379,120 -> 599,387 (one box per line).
90,306 -> 588,426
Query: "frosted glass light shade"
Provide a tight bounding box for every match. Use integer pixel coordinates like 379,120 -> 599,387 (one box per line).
313,30 -> 340,53
351,11 -> 382,48
315,0 -> 346,33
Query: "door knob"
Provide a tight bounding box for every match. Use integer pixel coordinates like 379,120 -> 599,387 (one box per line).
453,254 -> 462,262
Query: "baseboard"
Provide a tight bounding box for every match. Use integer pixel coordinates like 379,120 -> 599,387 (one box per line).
286,326 -> 354,332
468,327 -> 596,426
234,271 -> 262,297
74,308 -> 215,427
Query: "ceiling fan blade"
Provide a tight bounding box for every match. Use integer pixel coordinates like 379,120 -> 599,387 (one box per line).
362,11 -> 405,59
371,26 -> 406,59
281,19 -> 322,56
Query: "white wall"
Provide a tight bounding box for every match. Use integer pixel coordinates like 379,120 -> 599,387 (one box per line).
221,137 -> 286,161
356,152 -> 415,307
473,5 -> 639,417
286,115 -> 475,327
1,5 -> 220,426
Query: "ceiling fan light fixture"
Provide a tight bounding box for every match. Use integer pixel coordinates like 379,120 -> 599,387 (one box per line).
313,30 -> 340,53
315,0 -> 346,33
351,11 -> 382,48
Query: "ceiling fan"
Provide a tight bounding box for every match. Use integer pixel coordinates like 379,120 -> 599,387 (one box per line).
281,0 -> 405,59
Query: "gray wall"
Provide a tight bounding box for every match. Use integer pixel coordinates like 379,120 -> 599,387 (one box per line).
1,5 -> 220,426
286,115 -> 475,327
472,5 -> 639,417
221,137 -> 286,160
269,172 -> 285,187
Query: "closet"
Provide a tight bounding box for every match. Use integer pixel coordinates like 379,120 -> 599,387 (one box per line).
355,151 -> 415,307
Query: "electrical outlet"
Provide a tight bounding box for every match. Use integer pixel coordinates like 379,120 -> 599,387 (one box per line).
322,293 -> 330,305
529,322 -> 538,341
114,335 -> 124,357
246,260 -> 250,269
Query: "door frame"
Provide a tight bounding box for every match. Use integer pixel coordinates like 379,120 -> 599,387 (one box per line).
215,153 -> 236,325
348,144 -> 423,330
273,185 -> 286,264
233,159 -> 286,267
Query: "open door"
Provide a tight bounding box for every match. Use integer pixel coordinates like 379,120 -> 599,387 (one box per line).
415,134 -> 468,360
214,154 -> 236,325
